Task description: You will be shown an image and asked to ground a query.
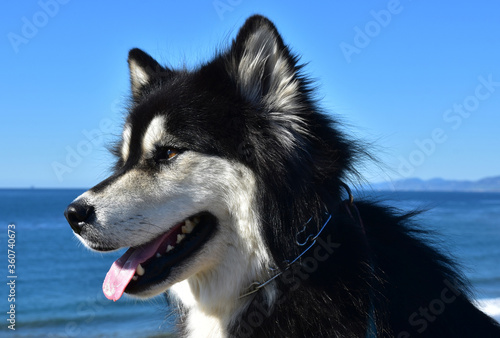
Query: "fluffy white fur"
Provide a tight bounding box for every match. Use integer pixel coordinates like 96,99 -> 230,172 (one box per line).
142,115 -> 167,157
128,59 -> 151,98
121,123 -> 132,162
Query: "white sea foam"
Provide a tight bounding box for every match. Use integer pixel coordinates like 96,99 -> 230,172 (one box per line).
476,298 -> 500,323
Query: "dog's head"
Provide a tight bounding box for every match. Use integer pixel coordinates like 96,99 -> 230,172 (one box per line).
64,15 -> 352,303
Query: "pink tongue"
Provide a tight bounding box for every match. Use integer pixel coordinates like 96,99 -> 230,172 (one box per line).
102,233 -> 169,301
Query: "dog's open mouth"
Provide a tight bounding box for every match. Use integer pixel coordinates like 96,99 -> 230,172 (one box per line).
102,212 -> 216,301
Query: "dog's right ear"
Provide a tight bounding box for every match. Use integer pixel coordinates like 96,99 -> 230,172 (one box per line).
128,48 -> 172,100
227,15 -> 302,111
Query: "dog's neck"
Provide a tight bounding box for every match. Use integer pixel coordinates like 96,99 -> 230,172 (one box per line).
169,215 -> 276,337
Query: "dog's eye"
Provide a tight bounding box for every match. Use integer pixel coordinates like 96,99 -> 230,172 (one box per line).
153,146 -> 181,163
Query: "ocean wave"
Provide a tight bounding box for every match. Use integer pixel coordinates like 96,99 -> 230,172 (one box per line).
476,297 -> 500,322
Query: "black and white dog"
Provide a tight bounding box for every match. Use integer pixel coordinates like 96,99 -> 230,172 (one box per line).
65,15 -> 500,337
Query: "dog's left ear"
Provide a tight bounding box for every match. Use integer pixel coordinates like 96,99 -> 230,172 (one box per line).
128,48 -> 172,100
229,15 -> 301,108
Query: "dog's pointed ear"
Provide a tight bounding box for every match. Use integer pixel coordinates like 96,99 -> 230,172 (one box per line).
128,48 -> 171,100
229,15 -> 301,108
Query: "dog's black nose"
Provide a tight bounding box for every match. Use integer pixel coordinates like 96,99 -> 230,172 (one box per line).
64,202 -> 94,235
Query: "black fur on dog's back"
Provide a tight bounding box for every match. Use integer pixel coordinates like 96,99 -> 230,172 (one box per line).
233,201 -> 500,337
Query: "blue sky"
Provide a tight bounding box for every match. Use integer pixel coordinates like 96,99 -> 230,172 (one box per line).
1,1 -> 499,188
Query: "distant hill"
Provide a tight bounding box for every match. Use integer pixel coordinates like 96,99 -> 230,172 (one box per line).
371,176 -> 500,192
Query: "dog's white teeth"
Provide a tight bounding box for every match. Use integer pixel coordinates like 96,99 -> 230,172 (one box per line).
136,264 -> 145,276
156,253 -> 162,258
192,216 -> 201,225
132,276 -> 138,281
182,219 -> 195,234
177,234 -> 186,244
166,245 -> 174,253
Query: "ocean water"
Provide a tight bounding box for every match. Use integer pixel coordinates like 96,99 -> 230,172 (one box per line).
0,189 -> 499,337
